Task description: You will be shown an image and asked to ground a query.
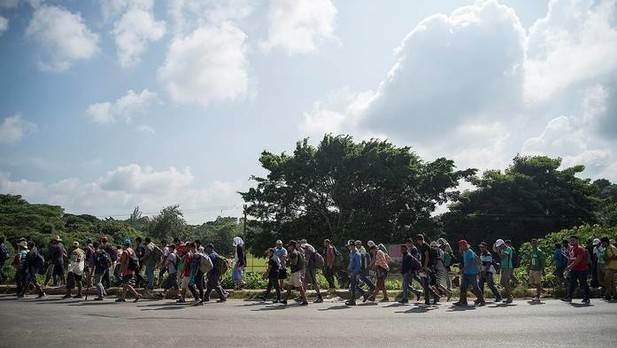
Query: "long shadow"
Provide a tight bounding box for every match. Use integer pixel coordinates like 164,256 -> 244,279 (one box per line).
35,299 -> 83,304
396,305 -> 436,314
318,305 -> 351,311
488,303 -> 517,308
240,301 -> 267,307
141,306 -> 187,311
383,303 -> 408,308
68,301 -> 120,306
569,302 -> 593,308
357,302 -> 378,306
0,297 -> 17,301
29,297 -> 68,302
447,305 -> 478,312
527,300 -> 545,305
138,301 -> 190,308
251,305 -> 287,311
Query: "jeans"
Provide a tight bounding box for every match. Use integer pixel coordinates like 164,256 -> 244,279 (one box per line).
349,272 -> 366,301
165,272 -> 179,290
94,272 -> 106,298
402,273 -> 411,301
555,266 -> 566,288
145,263 -> 155,290
205,277 -> 226,300
460,274 -> 484,303
358,272 -> 375,292
188,271 -> 204,301
567,269 -> 591,300
479,272 -> 501,300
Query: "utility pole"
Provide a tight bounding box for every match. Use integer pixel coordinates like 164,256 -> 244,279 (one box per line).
243,204 -> 247,235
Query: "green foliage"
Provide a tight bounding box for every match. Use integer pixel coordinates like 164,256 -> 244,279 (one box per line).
442,155 -> 606,246
241,134 -> 475,254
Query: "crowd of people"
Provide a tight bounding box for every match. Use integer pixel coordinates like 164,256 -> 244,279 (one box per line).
1,233 -> 616,307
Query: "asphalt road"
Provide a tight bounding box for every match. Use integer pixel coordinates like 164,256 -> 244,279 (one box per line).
0,294 -> 616,348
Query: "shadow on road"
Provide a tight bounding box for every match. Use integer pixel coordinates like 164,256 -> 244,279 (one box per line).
141,306 -> 187,311
527,300 -> 545,305
251,305 -> 287,311
67,301 -> 120,306
318,305 -> 351,311
396,305 -> 437,314
446,305 -> 477,312
488,303 -> 517,308
569,302 -> 593,308
383,303 -> 407,308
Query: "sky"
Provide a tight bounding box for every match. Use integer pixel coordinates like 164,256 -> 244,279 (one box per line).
0,0 -> 616,223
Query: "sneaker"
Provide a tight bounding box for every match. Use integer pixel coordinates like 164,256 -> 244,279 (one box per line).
477,301 -> 486,306
314,297 -> 323,303
495,297 -> 502,303
582,299 -> 590,304
368,295 -> 376,302
93,297 -> 104,301
115,298 -> 126,302
176,298 -> 186,303
560,297 -> 572,303
203,297 -> 210,302
37,293 -> 46,299
504,298 -> 513,304
62,294 -> 72,299
280,299 -> 288,305
398,299 -> 409,304
216,297 -> 227,303
345,300 -> 356,306
362,294 -> 369,303
300,301 -> 309,306
133,295 -> 141,303
193,300 -> 204,306
453,301 -> 467,306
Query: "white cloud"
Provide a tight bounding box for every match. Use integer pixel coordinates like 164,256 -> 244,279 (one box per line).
0,16 -> 8,36
0,164 -> 245,223
524,0 -> 617,103
104,0 -> 166,67
0,114 -> 36,144
87,89 -> 157,124
136,124 -> 156,135
0,0 -> 19,9
168,0 -> 252,37
25,5 -> 99,72
260,0 -> 337,55
158,21 -> 248,107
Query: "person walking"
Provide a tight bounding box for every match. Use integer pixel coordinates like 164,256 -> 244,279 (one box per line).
204,244 -> 227,302
281,240 -> 308,306
356,241 -> 375,300
554,242 -> 568,288
301,241 -> 324,303
0,236 -> 9,284
273,240 -> 288,291
478,242 -> 501,302
368,244 -> 391,302
399,244 -> 417,304
49,236 -> 67,286
528,238 -> 546,302
594,238 -> 607,296
64,242 -> 85,299
13,238 -> 28,297
345,240 -> 365,306
232,237 -> 246,290
22,240 -> 46,298
100,236 -> 118,288
437,238 -> 454,293
454,240 -> 485,307
116,239 -> 141,303
602,237 -> 617,301
561,236 -> 591,304
429,241 -> 451,302
415,234 -> 437,305
494,238 -> 514,303
161,244 -> 179,299
141,237 -> 161,297
260,248 -> 282,303
92,241 -> 111,301
323,239 -> 338,290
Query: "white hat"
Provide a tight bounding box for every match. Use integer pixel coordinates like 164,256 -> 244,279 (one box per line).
367,240 -> 376,248
495,239 -> 505,247
592,238 -> 601,246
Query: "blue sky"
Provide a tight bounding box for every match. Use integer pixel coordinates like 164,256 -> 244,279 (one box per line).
1,0 -> 616,223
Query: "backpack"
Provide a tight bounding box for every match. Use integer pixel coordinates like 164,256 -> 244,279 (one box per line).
95,251 -> 112,270
313,252 -> 325,269
34,251 -> 45,273
214,255 -> 230,276
104,245 -> 118,262
511,249 -> 520,269
443,252 -> 453,267
198,253 -> 213,273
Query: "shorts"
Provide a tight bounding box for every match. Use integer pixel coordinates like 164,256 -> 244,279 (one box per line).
121,274 -> 134,285
181,276 -> 190,290
529,270 -> 543,286
289,271 -> 303,288
278,268 -> 288,280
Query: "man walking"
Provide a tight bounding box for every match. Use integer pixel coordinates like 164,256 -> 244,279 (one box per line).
494,238 -> 514,303
116,239 -> 141,303
302,240 -> 323,303
64,242 -> 85,299
204,244 -> 227,302
323,239 -> 338,290
415,234 -> 437,305
454,240 -> 485,307
274,240 -> 288,292
22,240 -> 46,298
554,242 -> 568,288
561,236 -> 591,304
345,240 -> 365,306
478,242 -> 501,302
281,240 -> 308,306
49,236 -> 66,286
399,244 -> 420,304
13,238 -> 28,297
92,241 -> 111,301
528,239 -> 546,302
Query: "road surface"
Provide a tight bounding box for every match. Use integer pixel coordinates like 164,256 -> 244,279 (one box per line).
0,295 -> 615,347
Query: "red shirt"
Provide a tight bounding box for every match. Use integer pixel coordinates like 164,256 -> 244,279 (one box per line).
182,252 -> 193,277
569,245 -> 588,271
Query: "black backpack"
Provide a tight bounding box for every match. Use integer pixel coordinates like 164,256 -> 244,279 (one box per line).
95,251 -> 112,270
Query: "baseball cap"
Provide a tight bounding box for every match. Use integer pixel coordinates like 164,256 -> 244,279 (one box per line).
495,239 -> 505,247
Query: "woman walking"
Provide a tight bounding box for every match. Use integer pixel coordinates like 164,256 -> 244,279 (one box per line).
369,245 -> 391,301
232,237 -> 246,290
260,248 -> 282,303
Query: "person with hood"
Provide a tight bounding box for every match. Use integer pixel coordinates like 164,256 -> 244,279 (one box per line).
64,241 -> 85,299
232,237 -> 247,290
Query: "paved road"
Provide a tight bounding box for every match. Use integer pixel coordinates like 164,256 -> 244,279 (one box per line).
1,294 -> 616,347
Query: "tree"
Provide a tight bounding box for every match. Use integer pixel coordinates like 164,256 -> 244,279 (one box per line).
441,155 -> 601,246
241,134 -> 474,252
147,205 -> 187,241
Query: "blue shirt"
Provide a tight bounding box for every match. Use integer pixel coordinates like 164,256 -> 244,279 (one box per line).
554,248 -> 567,268
463,249 -> 479,275
348,249 -> 361,274
208,252 -> 220,278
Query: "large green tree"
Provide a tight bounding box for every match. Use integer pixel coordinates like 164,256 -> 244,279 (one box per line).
241,134 -> 474,253
441,155 -> 601,246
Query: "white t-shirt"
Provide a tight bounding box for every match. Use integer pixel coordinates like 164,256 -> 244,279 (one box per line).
167,252 -> 177,274
68,249 -> 85,275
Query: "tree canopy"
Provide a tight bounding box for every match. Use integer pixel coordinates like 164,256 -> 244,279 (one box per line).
241,134 -> 474,253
